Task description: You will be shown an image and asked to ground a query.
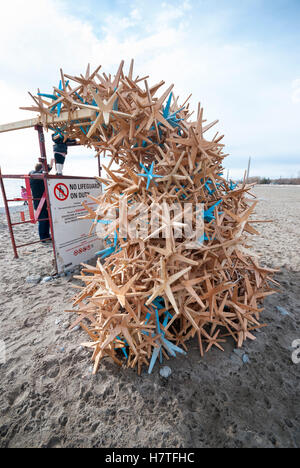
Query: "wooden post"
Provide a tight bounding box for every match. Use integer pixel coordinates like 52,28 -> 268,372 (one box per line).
97,154 -> 102,177
246,156 -> 251,183
35,125 -> 48,173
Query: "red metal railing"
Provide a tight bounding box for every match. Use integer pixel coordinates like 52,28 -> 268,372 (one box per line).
0,125 -> 102,275
0,169 -> 58,272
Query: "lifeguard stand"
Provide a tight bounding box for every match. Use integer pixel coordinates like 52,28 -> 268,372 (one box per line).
0,113 -> 102,273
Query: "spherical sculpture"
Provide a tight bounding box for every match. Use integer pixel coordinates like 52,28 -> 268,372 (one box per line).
24,60 -> 277,374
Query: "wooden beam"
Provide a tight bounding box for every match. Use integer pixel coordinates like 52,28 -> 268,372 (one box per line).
0,117 -> 39,133
0,108 -> 95,134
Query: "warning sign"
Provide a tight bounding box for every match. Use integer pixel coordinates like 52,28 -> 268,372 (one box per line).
54,183 -> 69,201
47,177 -> 103,273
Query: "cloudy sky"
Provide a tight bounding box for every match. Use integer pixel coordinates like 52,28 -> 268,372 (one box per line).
0,0 -> 299,180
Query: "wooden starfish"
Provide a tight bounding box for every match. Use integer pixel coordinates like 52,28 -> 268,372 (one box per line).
146,258 -> 191,314
95,262 -> 139,308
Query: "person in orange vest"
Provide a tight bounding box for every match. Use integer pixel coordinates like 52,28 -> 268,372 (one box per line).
20,186 -> 28,205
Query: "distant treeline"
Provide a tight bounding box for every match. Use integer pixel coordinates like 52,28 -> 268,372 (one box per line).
241,176 -> 300,185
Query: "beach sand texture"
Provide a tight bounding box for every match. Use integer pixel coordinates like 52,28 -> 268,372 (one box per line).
0,185 -> 299,448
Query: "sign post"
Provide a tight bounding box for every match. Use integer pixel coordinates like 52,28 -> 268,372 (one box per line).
47,177 -> 103,273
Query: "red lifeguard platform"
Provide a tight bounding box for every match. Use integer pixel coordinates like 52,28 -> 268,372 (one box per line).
0,122 -> 102,274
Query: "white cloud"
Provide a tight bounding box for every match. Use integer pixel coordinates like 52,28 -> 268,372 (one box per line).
292,79 -> 300,104
0,0 -> 299,183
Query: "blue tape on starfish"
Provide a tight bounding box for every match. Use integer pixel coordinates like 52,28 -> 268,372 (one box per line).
40,79 -> 70,116
95,246 -> 114,258
49,125 -> 67,139
55,128 -> 64,138
148,347 -> 160,374
155,308 -> 161,334
164,92 -> 172,117
55,80 -> 62,117
116,335 -> 128,358
137,161 -> 163,190
97,219 -> 113,225
204,199 -> 223,222
57,80 -> 62,117
152,296 -> 165,309
163,311 -> 173,327
145,312 -> 152,324
198,233 -> 209,244
161,338 -> 176,357
175,186 -> 187,200
140,309 -> 154,337
113,87 -> 119,111
96,229 -> 119,259
75,92 -> 84,103
37,93 -> 57,100
161,337 -> 186,356
147,305 -> 186,373
204,179 -> 215,195
113,230 -> 118,247
160,92 -> 184,128
75,91 -> 90,105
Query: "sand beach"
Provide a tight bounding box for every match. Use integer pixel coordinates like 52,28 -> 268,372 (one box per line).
0,185 -> 299,448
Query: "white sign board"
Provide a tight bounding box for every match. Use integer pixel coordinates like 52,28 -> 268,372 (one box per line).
47,177 -> 102,273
